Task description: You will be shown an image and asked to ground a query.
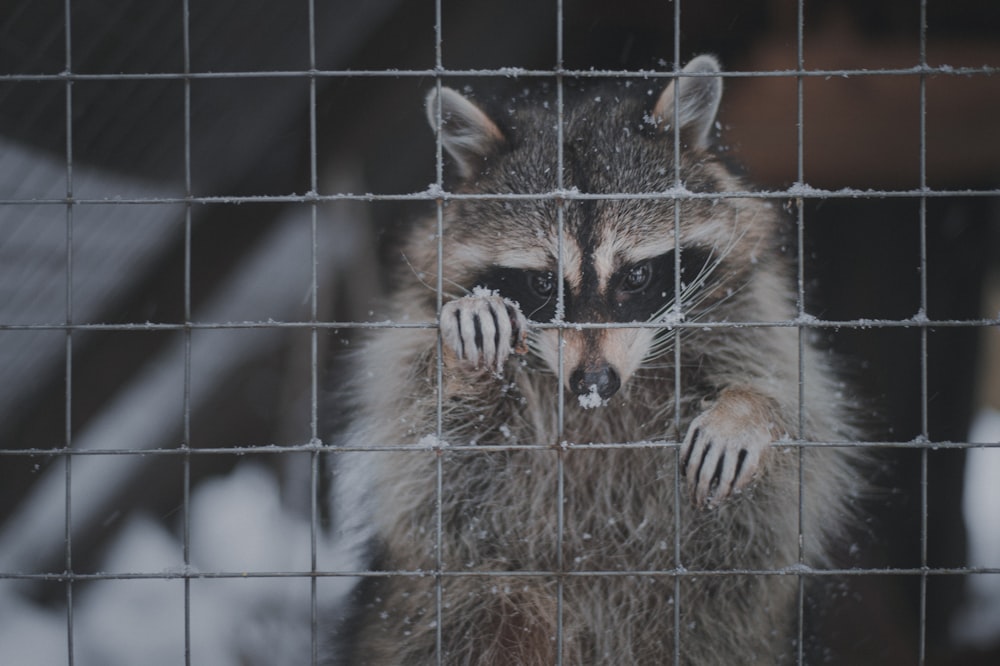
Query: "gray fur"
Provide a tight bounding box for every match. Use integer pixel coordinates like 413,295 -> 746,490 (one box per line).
426,86 -> 506,179
654,54 -> 724,149
330,56 -> 863,665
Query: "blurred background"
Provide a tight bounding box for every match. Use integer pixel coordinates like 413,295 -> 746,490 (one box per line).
0,0 -> 998,664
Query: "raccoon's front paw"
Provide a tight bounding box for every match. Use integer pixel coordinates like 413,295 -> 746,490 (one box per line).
440,292 -> 529,373
681,390 -> 777,507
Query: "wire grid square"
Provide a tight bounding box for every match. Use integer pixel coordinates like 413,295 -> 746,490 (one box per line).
0,0 -> 998,665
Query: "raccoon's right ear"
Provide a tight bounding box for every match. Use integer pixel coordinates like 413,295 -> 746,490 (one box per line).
652,55 -> 723,151
426,87 -> 506,179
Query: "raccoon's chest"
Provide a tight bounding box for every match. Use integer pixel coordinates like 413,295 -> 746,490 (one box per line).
509,385 -> 679,446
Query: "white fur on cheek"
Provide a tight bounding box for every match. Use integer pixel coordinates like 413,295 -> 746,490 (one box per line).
534,329 -> 573,386
604,327 -> 655,387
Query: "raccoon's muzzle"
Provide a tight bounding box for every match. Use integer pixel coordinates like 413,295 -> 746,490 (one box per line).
569,360 -> 621,399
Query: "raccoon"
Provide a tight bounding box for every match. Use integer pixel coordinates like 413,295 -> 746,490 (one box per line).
328,55 -> 862,665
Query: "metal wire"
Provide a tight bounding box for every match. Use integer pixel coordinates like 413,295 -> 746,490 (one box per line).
306,3 -> 321,663
5,564 -> 999,585
554,1 -> 567,661
432,1 -> 446,662
181,0 -> 194,661
670,2 -> 684,663
1,184 -> 997,206
794,2 -> 807,660
61,0 -> 75,660
917,2 -> 931,663
3,438 -> 998,464
1,63 -> 994,83
3,316 -> 998,336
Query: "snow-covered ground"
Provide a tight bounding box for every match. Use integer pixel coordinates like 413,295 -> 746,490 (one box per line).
952,407 -> 1000,648
0,462 -> 358,666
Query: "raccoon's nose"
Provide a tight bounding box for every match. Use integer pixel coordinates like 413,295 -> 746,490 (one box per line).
569,362 -> 621,400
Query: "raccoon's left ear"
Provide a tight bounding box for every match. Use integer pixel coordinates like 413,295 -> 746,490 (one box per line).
426,87 -> 506,179
652,55 -> 723,150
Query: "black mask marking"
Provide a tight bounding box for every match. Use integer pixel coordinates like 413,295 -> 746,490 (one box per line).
470,246 -> 714,324
473,266 -> 562,322
605,247 -> 713,322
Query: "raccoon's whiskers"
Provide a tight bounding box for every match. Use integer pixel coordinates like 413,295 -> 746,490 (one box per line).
400,251 -> 469,300
690,277 -> 751,319
644,271 -> 752,361
642,248 -> 725,360
644,258 -> 754,362
644,329 -> 678,361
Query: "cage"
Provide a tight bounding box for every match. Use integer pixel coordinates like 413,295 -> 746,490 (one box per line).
0,1 -> 998,664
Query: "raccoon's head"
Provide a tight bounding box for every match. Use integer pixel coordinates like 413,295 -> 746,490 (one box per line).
426,56 -> 775,404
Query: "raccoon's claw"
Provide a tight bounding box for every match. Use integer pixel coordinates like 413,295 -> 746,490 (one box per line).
681,393 -> 774,507
440,293 -> 529,373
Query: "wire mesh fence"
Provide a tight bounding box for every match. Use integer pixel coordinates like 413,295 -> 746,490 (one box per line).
0,1 -> 998,664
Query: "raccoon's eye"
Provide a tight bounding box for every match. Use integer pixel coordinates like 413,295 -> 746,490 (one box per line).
622,262 -> 653,293
528,271 -> 556,299
471,266 -> 560,322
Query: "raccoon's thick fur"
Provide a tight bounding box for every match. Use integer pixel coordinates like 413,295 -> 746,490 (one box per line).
329,55 -> 862,665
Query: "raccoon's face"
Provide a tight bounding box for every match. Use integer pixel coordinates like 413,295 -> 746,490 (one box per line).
467,225 -> 719,401
427,56 -> 765,402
